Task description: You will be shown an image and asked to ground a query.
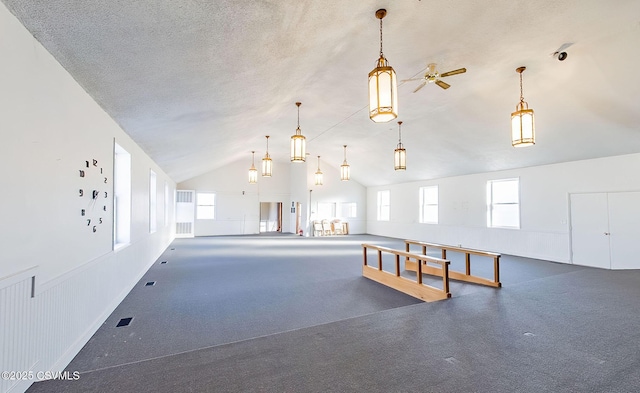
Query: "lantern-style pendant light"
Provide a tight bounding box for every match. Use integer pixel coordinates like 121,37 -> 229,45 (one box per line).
315,156 -> 323,186
340,145 -> 350,181
394,121 -> 406,171
291,102 -> 306,162
368,9 -> 398,123
262,135 -> 272,177
511,66 -> 535,147
248,151 -> 258,184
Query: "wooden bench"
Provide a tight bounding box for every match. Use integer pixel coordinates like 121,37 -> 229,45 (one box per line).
404,240 -> 501,288
362,243 -> 451,302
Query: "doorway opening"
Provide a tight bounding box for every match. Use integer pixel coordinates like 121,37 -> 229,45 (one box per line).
259,202 -> 282,233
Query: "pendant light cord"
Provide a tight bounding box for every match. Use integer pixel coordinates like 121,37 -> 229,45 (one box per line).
520,72 -> 524,103
379,18 -> 384,57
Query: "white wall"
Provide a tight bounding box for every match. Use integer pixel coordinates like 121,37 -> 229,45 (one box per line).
367,153 -> 640,262
0,4 -> 175,392
178,157 -> 367,236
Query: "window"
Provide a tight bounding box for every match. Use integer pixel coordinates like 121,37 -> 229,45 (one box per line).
317,202 -> 336,219
419,186 -> 438,224
164,182 -> 170,227
113,143 -> 131,249
340,202 -> 357,218
487,178 -> 520,228
149,170 -> 157,233
196,192 -> 216,219
377,190 -> 390,221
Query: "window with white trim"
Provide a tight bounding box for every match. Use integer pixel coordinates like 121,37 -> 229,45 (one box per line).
317,202 -> 336,219
419,186 -> 438,224
164,182 -> 170,227
196,192 -> 216,219
149,170 -> 157,233
113,143 -> 131,249
340,202 -> 357,219
377,190 -> 390,221
487,178 -> 520,228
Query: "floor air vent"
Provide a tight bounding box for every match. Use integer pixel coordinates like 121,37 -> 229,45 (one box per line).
116,317 -> 133,327
145,281 -> 156,286
160,261 -> 167,264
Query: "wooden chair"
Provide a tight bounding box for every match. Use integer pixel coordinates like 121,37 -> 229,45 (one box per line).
331,219 -> 344,235
322,219 -> 332,236
313,220 -> 324,236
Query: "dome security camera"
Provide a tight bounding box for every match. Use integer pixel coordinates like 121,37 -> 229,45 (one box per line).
558,51 -> 568,61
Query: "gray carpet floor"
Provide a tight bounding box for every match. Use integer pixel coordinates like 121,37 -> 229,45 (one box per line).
27,234 -> 640,392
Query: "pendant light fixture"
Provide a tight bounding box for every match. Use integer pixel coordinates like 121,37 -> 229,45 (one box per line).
315,156 -> 323,186
394,121 -> 406,171
262,135 -> 272,177
248,151 -> 258,184
511,66 -> 535,147
291,102 -> 306,162
340,145 -> 350,181
368,9 -> 398,123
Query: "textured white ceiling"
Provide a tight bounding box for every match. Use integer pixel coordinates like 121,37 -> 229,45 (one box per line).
3,0 -> 640,185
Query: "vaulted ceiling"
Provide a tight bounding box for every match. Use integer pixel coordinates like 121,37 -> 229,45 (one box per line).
4,0 -> 640,186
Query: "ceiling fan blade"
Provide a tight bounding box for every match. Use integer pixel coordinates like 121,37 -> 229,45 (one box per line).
413,82 -> 427,93
435,80 -> 450,90
401,78 -> 424,82
440,68 -> 467,78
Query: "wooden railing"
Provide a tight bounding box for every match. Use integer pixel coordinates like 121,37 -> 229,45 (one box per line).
404,240 -> 501,288
362,244 -> 451,302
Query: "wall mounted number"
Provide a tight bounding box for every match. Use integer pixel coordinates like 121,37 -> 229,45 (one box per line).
79,158 -> 108,233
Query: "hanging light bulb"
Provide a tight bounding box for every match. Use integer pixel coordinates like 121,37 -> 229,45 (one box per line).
262,135 -> 272,177
394,121 -> 406,171
511,66 -> 535,147
368,9 -> 398,123
248,151 -> 258,184
291,102 -> 306,162
340,145 -> 350,181
315,156 -> 323,186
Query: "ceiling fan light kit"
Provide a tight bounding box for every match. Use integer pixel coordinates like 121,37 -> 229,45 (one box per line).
406,63 -> 467,92
368,9 -> 398,123
511,66 -> 535,147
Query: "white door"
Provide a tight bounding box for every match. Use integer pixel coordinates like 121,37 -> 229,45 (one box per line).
608,192 -> 640,269
175,190 -> 195,238
570,193 -> 611,268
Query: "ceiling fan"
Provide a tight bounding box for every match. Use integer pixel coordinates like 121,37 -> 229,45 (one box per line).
404,63 -> 467,92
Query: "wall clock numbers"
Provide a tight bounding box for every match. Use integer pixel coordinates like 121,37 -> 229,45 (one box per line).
78,158 -> 109,233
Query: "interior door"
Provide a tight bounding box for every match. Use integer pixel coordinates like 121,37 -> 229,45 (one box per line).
175,190 -> 195,238
608,192 -> 640,269
570,193 -> 611,268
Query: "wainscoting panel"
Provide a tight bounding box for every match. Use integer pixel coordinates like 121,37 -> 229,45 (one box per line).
0,232 -> 173,393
